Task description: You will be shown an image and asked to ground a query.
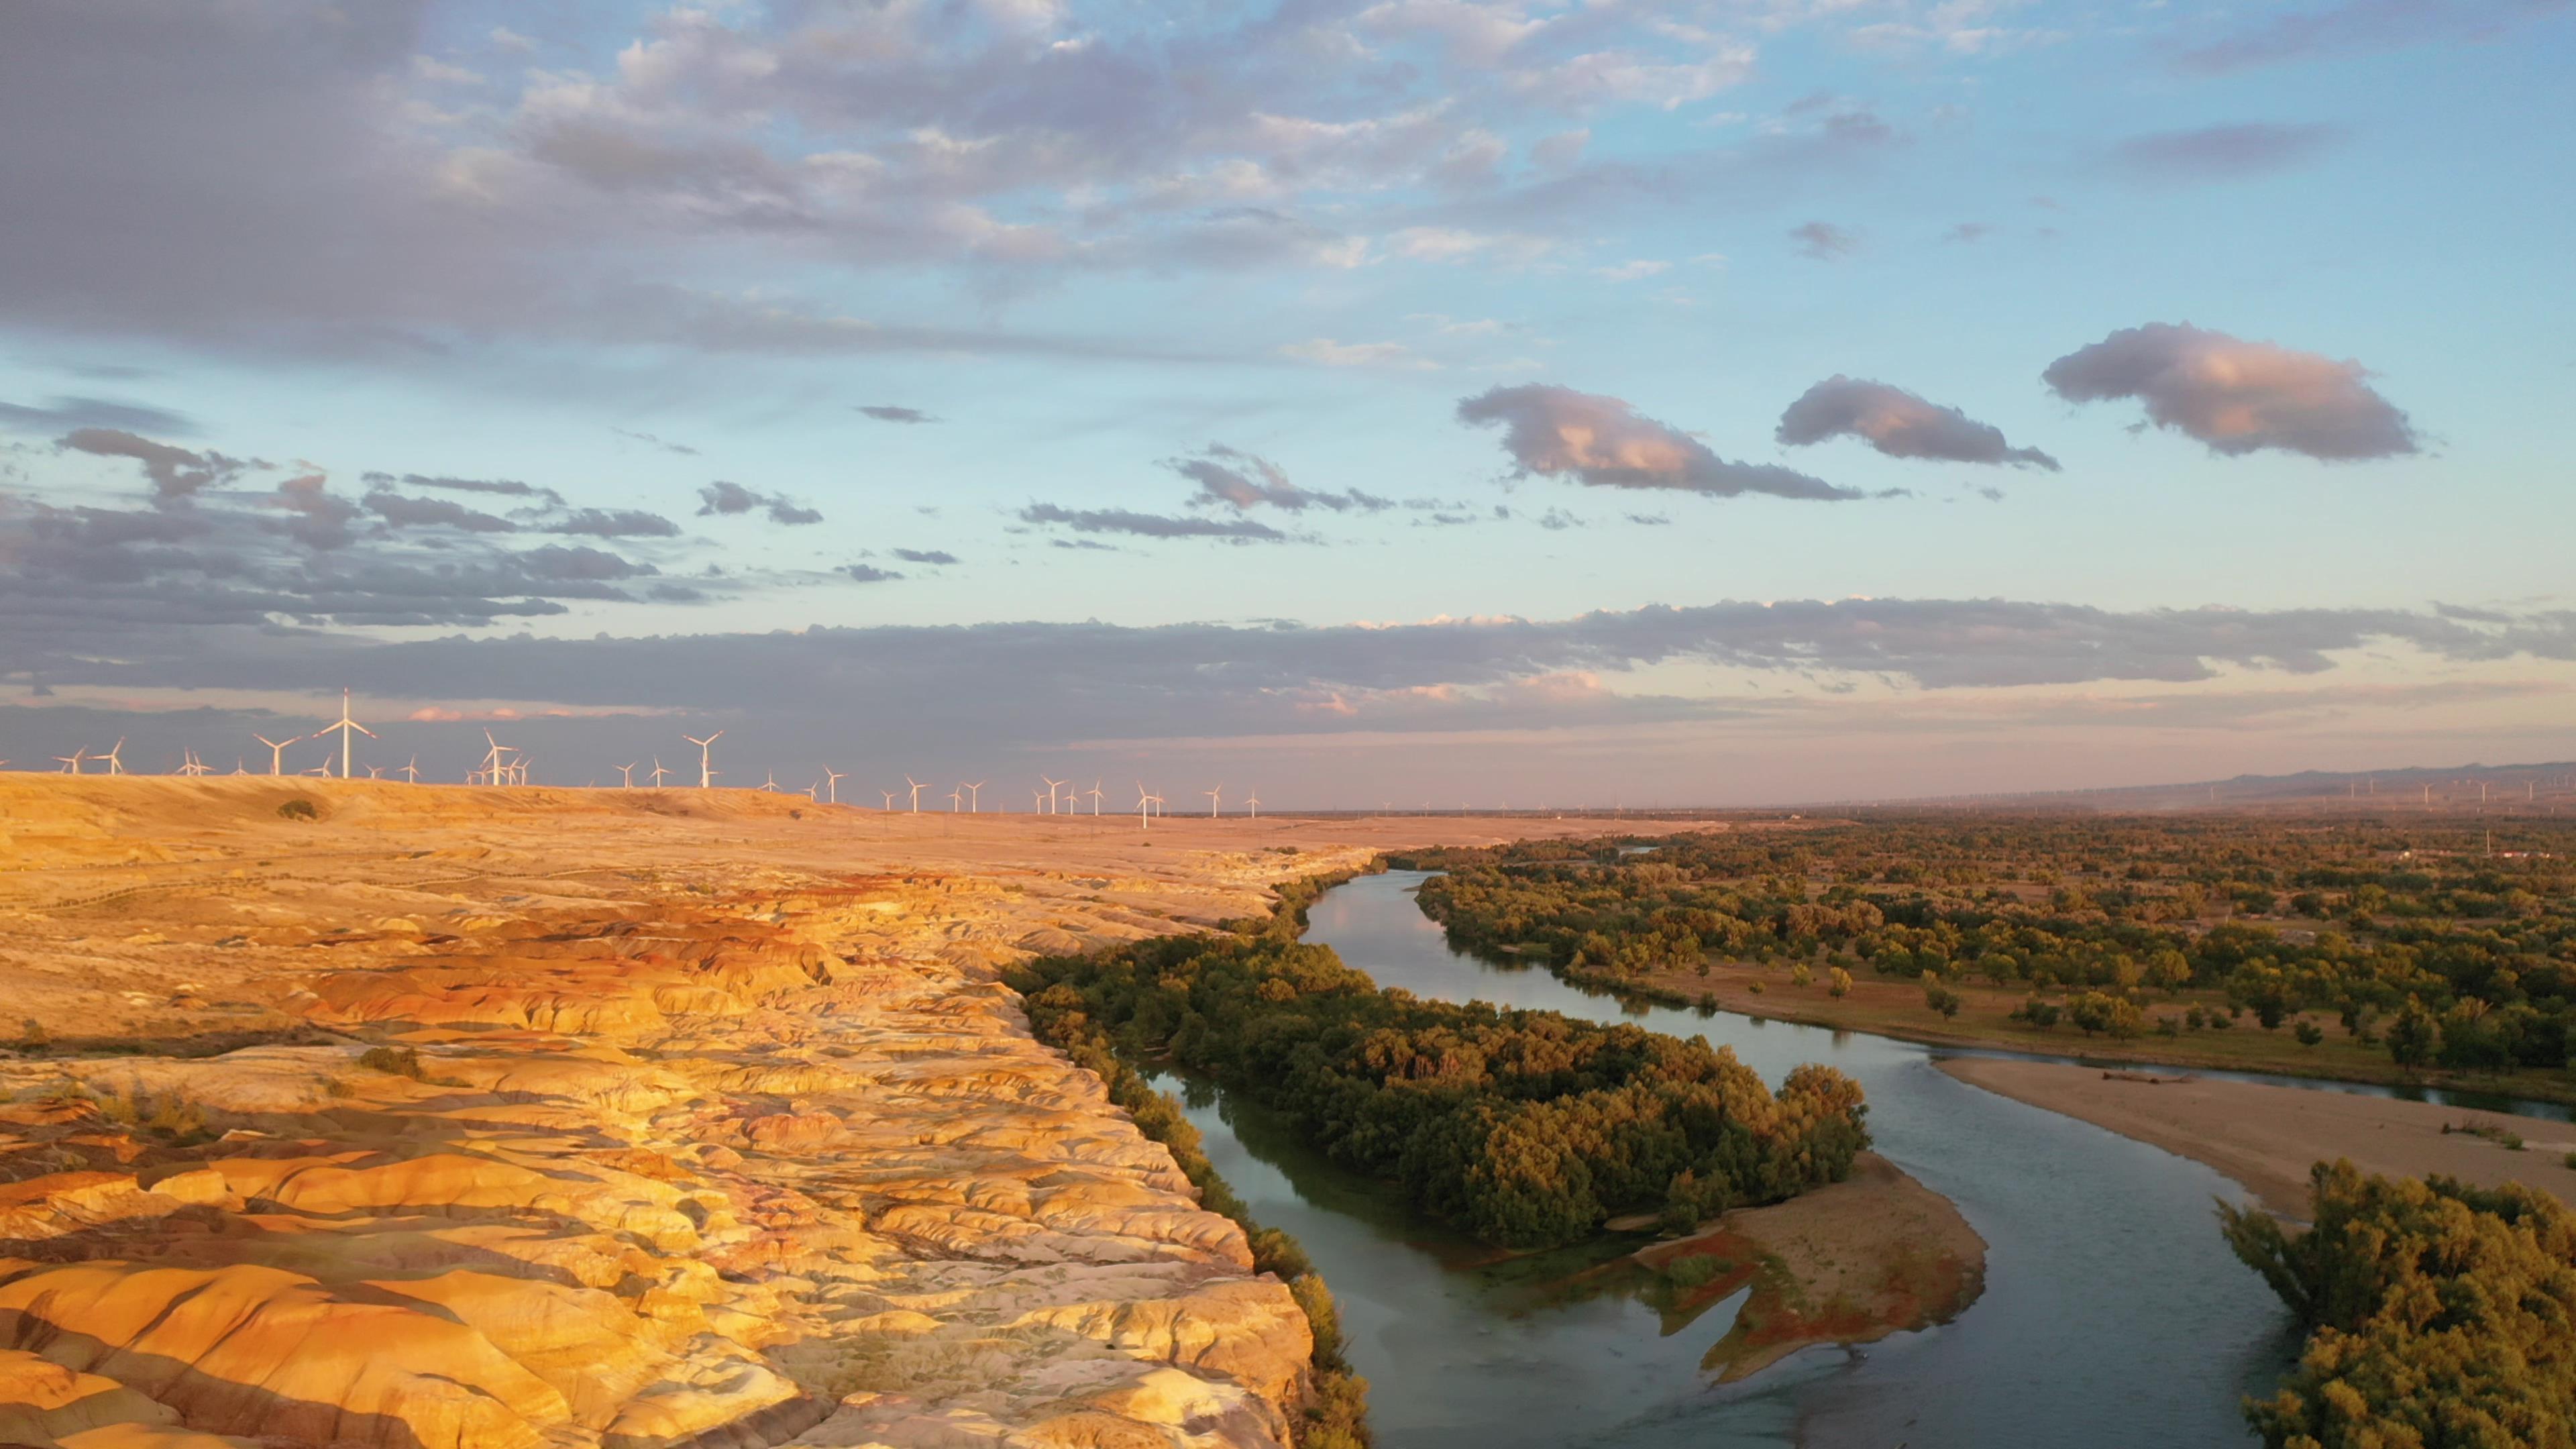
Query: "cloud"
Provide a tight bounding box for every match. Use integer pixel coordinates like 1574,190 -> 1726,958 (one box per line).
892,547 -> 959,564
2108,123 -> 2343,182
1942,222 -> 1994,244
364,490 -> 519,533
1456,384 -> 1858,500
2177,0 -> 2569,74
367,473 -> 567,507
1593,260 -> 1670,282
612,427 -> 700,456
2043,323 -> 2418,460
856,405 -> 938,424
553,507 -> 682,539
1279,338 -> 1436,370
839,564 -> 904,582
1788,221 -> 1858,260
0,396 -> 195,436
1776,377 -> 2059,470
1168,445 -> 1393,513
697,480 -> 824,525
1017,502 -> 1287,541
58,428 -> 252,505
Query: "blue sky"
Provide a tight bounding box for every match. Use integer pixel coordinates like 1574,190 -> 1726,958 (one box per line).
1,0 -> 2569,803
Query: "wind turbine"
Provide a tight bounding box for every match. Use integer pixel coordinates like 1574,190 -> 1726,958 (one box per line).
53,748 -> 86,774
251,727 -> 299,773
365,764 -> 384,780
1088,781 -> 1104,815
1042,776 -> 1067,814
905,775 -> 926,812
1244,789 -> 1260,820
948,785 -> 964,812
963,780 -> 985,812
618,762 -> 638,788
1136,784 -> 1162,830
760,771 -> 780,792
400,756 -> 421,784
1204,784 -> 1221,818
177,749 -> 209,777
879,788 -> 897,811
822,768 -> 847,805
314,690 -> 375,779
1033,787 -> 1049,813
97,739 -> 127,775
685,731 -> 724,788
650,758 -> 674,788
480,730 -> 516,788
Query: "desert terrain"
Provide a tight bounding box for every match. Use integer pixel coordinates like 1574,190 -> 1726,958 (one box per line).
0,776 -> 1700,1449
1938,1057 -> 2576,1218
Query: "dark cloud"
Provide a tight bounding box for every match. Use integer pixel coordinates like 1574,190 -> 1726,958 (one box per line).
697,480 -> 823,525
0,396 -> 195,436
1167,445 -> 1393,513
1456,384 -> 1858,500
2108,123 -> 2343,182
857,406 -> 938,424
553,507 -> 682,539
2043,323 -> 2418,460
839,564 -> 904,583
1788,221 -> 1858,260
58,428 -> 252,505
892,548 -> 959,565
1018,502 -> 1287,541
364,490 -> 519,533
18,598 -> 2569,771
2177,0 -> 2569,74
1776,377 -> 2059,470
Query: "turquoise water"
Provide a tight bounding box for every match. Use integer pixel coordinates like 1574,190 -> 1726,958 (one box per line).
1168,870 -> 2302,1448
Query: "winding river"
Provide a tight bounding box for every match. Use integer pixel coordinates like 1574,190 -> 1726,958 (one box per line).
1168,871 -> 2306,1448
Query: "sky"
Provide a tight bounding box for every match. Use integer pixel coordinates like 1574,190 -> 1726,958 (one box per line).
1,0 -> 2571,806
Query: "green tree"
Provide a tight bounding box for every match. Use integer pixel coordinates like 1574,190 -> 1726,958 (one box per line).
2386,1002 -> 2437,1071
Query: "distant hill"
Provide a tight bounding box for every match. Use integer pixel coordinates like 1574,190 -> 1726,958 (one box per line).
1882,760 -> 2576,816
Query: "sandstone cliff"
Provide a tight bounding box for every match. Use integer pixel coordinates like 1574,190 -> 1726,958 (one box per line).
0,778 -> 1411,1449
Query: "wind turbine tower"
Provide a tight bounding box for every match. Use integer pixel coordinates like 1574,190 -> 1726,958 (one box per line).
254,734 -> 300,777
315,690 -> 376,779
685,731 -> 724,788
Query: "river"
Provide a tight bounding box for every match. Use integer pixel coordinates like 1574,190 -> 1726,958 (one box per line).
1165,870 -> 2304,1448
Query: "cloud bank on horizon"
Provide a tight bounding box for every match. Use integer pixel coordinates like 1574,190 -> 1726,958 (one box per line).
0,0 -> 2566,800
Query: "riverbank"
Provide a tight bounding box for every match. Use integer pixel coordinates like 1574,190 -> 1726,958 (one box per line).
1565,955 -> 2576,1110
1938,1057 -> 2576,1218
1636,1152 -> 1988,1383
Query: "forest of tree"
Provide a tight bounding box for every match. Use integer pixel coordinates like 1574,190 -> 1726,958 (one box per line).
2220,1162 -> 2576,1447
1007,873 -> 1870,1250
1393,816 -> 2576,1079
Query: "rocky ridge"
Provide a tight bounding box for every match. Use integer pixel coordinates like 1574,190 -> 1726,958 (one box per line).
0,778 -> 1386,1449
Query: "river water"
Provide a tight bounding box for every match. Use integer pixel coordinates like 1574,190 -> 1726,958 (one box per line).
1167,870 -> 2306,1448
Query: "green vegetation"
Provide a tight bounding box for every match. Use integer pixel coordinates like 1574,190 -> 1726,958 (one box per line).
1395,816 -> 2576,1093
2221,1162 -> 2576,1448
1008,874 -> 1869,1253
275,797 -> 318,820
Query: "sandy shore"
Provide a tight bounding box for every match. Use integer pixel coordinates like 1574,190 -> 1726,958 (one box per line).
1939,1057 -> 2576,1218
1638,1152 -> 1987,1382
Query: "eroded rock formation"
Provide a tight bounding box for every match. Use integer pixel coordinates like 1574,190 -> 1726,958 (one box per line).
0,779 -> 1389,1448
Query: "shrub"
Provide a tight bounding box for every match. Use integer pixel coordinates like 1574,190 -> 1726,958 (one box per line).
2293,1020 -> 2324,1048
1827,967 -> 1853,999
276,798 -> 318,820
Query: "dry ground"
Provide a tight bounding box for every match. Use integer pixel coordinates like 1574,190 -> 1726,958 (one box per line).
1939,1057 -> 2576,1218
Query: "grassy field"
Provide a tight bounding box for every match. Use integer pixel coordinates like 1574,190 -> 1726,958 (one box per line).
1589,955 -> 2576,1107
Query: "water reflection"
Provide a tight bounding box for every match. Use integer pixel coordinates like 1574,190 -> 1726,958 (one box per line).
1173,870 -> 2302,1448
